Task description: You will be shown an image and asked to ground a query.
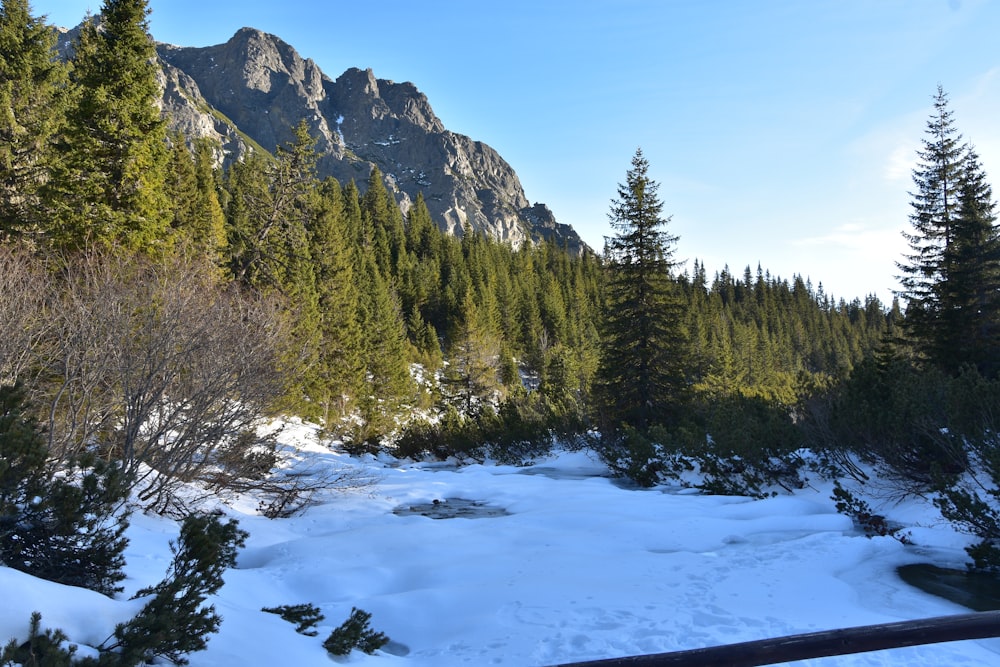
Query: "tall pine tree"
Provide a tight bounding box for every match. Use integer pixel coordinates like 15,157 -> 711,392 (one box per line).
54,0 -> 171,254
307,177 -> 366,423
898,87 -> 1000,377
596,148 -> 688,432
0,0 -> 70,241
941,146 -> 1000,376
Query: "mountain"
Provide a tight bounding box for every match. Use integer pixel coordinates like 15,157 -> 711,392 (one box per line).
100,26 -> 584,252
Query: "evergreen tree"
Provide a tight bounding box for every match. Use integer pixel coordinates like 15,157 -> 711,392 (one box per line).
224,150 -> 273,286
0,0 -> 69,241
595,149 -> 688,432
341,179 -> 363,247
307,177 -> 366,423
0,384 -> 130,597
442,288 -> 501,415
54,0 -> 171,254
939,146 -> 1000,377
106,514 -> 247,666
898,86 -> 965,364
361,166 -> 406,277
898,87 -> 1000,377
166,132 -> 200,232
226,120 -> 317,293
356,250 -> 413,437
175,137 -> 226,261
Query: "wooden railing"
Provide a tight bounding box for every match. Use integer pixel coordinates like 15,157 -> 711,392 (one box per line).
549,611 -> 1000,667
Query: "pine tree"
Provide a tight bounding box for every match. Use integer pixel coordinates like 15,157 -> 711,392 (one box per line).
226,121 -> 316,292
442,288 -> 501,415
166,132 -> 200,232
171,136 -> 226,262
361,166 -> 406,277
898,87 -> 1000,377
224,150 -> 274,286
0,384 -> 130,597
107,514 -> 247,666
596,148 -> 688,432
0,0 -> 70,241
898,87 -> 964,362
941,146 -> 1000,376
356,250 -> 413,437
308,177 -> 366,423
54,0 -> 171,254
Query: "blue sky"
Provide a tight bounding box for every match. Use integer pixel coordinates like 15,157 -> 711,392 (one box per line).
34,0 -> 1000,302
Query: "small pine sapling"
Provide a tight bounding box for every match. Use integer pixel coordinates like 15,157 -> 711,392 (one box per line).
0,384 -> 131,597
832,481 -> 911,544
103,514 -> 248,666
322,608 -> 389,656
0,612 -> 77,666
261,604 -> 325,636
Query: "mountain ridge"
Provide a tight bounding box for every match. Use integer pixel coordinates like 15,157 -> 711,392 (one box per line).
60,23 -> 585,252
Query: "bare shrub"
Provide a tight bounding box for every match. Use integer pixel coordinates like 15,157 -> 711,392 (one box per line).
0,244 -> 54,388
29,249 -> 294,511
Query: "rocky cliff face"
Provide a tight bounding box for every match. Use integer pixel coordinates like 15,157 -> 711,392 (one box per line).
150,27 -> 585,252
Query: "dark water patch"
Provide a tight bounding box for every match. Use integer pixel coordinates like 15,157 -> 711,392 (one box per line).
898,563 -> 1000,611
393,498 -> 510,519
517,466 -> 608,481
381,640 -> 410,656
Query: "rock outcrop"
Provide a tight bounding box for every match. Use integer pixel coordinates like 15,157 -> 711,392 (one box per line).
150,27 -> 585,252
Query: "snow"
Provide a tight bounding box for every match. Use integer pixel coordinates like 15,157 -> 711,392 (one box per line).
3,420 -> 999,666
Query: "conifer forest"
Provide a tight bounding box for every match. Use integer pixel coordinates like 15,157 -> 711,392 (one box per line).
3,1 -> 1000,664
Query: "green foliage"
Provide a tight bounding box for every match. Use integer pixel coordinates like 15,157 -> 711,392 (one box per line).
261,604 -> 325,637
306,177 -> 366,424
1,516 -> 248,666
690,394 -> 805,497
0,385 -> 130,597
813,356 -> 970,487
594,425 -> 687,488
54,0 -> 171,254
167,135 -> 227,262
395,390 -> 584,464
898,87 -> 1000,379
928,369 -> 1000,571
322,608 -> 389,657
0,0 -> 70,241
814,356 -> 1000,570
596,148 -> 689,434
441,288 -> 502,415
103,514 -> 248,666
394,406 -> 485,461
356,252 -> 414,437
832,481 -> 910,543
935,485 -> 1000,571
0,612 -> 76,667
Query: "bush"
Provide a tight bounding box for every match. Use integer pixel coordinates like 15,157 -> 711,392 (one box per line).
322,608 -> 389,656
1,515 -> 248,666
101,514 -> 248,666
262,604 -> 325,636
0,612 -> 76,667
593,425 -> 688,488
692,394 -> 805,497
816,356 -> 968,489
11,250 -> 293,514
832,481 -> 910,544
0,384 -> 130,596
394,406 -> 484,461
935,485 -> 1000,571
395,393 -> 585,464
813,357 -> 1000,570
594,394 -> 805,495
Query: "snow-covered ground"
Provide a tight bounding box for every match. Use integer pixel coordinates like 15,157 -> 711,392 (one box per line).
3,419 -> 1000,666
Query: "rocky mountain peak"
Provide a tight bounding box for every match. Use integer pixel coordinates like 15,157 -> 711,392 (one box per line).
62,23 -> 586,252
